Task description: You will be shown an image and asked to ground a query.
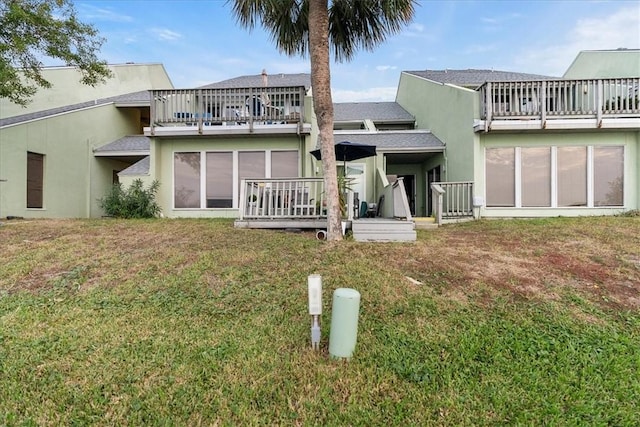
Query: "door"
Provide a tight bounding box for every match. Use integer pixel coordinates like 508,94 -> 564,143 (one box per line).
426,166 -> 441,216
397,174 -> 416,215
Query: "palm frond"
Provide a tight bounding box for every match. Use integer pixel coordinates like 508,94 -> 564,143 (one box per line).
229,0 -> 416,62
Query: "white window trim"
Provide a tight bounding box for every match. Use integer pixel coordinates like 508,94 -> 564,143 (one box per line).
200,152 -> 206,209
551,147 -> 558,208
514,147 -> 522,208
587,146 -> 594,208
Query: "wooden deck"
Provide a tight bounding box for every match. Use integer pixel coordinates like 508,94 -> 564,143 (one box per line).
234,218 -> 327,229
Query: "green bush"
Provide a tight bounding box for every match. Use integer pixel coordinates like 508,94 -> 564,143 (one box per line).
99,179 -> 161,218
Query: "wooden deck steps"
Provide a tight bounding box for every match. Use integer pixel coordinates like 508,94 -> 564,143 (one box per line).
414,217 -> 438,230
351,218 -> 416,242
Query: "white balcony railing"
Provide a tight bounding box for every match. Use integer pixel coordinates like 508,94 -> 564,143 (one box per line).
479,78 -> 640,130
238,178 -> 326,220
149,86 -> 306,134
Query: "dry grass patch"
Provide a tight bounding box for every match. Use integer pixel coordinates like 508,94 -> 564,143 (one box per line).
1,216 -> 639,425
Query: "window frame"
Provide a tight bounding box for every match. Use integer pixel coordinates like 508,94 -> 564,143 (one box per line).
172,149 -> 299,210
484,145 -> 625,209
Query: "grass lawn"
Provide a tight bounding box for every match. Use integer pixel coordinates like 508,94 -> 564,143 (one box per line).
1,217 -> 639,425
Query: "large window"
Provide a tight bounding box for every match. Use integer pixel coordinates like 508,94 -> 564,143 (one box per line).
521,147 -> 551,207
486,147 -> 515,207
206,152 -> 233,208
174,153 -> 200,208
27,152 -> 44,208
271,151 -> 298,178
594,146 -> 623,206
557,146 -> 587,207
174,150 -> 299,209
485,145 -> 624,208
239,151 -> 266,183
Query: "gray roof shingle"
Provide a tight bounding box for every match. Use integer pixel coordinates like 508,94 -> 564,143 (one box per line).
330,131 -> 444,150
334,102 -> 414,122
94,135 -> 150,153
119,156 -> 150,176
404,69 -> 557,88
200,73 -> 311,90
1,90 -> 152,127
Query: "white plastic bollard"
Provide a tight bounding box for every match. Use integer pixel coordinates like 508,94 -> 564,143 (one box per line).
307,274 -> 322,350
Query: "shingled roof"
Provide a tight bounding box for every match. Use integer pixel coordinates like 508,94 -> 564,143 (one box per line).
334,102 -> 414,122
94,135 -> 150,154
119,156 -> 150,176
330,131 -> 444,150
200,73 -> 311,90
1,91 -> 151,127
404,69 -> 557,89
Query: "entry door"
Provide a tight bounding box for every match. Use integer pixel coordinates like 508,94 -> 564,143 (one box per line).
426,166 -> 441,216
397,174 -> 416,215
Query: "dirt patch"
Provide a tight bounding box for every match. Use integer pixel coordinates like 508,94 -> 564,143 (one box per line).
2,218 -> 639,311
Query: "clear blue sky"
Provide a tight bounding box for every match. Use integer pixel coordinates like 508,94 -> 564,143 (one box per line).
72,0 -> 640,102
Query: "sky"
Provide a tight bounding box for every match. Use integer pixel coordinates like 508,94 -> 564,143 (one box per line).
70,0 -> 640,102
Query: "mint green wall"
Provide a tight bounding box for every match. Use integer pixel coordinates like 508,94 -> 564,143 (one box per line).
477,130 -> 639,217
563,50 -> 640,79
396,73 -> 478,183
151,135 -> 309,218
0,105 -> 141,218
1,64 -> 173,119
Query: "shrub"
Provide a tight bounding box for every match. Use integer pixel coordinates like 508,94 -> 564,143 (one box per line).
99,179 -> 161,218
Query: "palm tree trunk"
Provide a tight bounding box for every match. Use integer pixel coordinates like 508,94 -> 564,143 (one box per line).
308,0 -> 341,240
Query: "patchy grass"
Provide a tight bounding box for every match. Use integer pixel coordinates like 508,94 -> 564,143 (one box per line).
1,217 -> 639,425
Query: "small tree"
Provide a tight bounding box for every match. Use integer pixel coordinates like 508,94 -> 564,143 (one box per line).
99,179 -> 161,219
0,0 -> 112,106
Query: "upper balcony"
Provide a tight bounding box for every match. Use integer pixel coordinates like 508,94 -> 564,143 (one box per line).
477,78 -> 640,132
145,86 -> 310,137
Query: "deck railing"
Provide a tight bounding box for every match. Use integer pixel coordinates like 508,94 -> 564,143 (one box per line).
431,181 -> 474,224
479,78 -> 640,129
238,178 -> 326,220
150,86 -> 306,134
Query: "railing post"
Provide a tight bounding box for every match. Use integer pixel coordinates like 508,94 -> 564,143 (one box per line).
485,82 -> 492,132
541,81 -> 547,129
149,90 -> 156,135
431,184 -> 444,225
597,80 -> 603,128
197,89 -> 203,134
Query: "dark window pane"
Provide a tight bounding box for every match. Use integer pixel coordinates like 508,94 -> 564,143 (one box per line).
206,152 -> 233,208
27,152 -> 44,208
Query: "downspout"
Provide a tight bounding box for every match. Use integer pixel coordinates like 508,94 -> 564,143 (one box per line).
443,145 -> 448,182
299,134 -> 305,177
86,139 -> 92,218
